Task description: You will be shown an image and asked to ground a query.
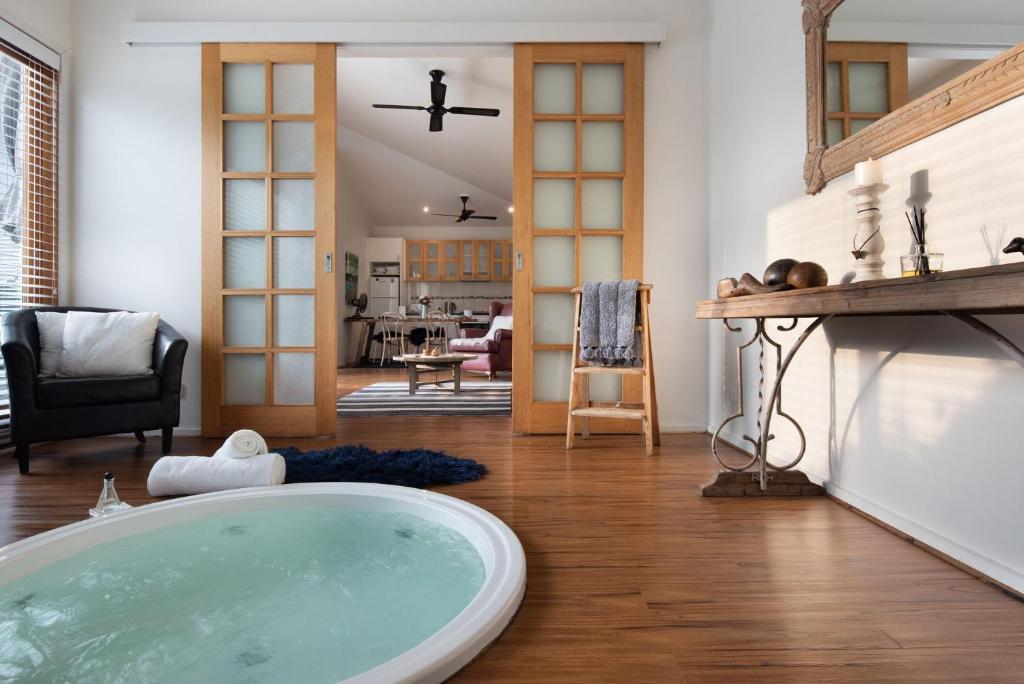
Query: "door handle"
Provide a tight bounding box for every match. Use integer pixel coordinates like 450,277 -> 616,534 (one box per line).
515,252 -> 523,271
324,252 -> 334,273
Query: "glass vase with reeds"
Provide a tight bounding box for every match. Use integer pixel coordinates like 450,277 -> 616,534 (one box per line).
901,206 -> 943,277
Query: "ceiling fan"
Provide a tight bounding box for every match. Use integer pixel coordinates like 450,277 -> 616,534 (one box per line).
431,195 -> 497,223
372,69 -> 500,132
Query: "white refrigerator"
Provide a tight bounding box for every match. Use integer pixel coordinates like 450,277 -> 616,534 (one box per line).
368,275 -> 400,317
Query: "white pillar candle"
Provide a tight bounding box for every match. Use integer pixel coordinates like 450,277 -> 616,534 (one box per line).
854,157 -> 883,186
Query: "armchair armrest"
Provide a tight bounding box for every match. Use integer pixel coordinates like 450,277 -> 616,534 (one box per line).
460,328 -> 488,339
153,320 -> 188,392
1,317 -> 40,441
493,329 -> 512,343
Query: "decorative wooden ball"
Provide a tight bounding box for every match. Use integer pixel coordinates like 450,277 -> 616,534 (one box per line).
763,258 -> 799,286
786,261 -> 828,289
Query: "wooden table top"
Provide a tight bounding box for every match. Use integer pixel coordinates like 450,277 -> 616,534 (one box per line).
696,263 -> 1024,319
394,353 -> 478,363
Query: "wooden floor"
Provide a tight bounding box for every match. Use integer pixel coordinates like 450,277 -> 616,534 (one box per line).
1,368 -> 1022,682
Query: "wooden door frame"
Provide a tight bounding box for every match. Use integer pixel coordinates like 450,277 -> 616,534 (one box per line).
512,43 -> 644,434
201,43 -> 337,438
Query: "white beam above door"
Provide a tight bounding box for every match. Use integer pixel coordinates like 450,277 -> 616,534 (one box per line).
119,21 -> 665,48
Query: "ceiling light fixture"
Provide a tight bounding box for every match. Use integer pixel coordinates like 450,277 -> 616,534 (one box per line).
507,206 -> 514,213
422,206 -> 430,213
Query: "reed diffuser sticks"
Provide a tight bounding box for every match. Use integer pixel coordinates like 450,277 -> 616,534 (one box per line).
905,206 -> 931,275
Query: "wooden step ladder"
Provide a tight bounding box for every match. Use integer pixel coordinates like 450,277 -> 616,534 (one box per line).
566,283 -> 660,456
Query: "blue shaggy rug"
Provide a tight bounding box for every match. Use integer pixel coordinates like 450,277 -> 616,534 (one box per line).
279,444 -> 487,488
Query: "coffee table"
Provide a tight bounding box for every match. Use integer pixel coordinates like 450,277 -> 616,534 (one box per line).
393,353 -> 478,394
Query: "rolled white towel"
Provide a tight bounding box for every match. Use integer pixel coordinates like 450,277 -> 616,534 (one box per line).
147,453 -> 286,497
213,429 -> 268,460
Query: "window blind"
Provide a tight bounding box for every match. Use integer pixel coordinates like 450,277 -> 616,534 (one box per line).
0,39 -> 59,441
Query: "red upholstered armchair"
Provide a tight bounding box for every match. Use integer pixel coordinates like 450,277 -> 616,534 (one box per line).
449,301 -> 512,379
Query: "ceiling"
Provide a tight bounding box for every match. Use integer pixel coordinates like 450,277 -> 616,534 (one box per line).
337,55 -> 513,228
832,0 -> 1024,24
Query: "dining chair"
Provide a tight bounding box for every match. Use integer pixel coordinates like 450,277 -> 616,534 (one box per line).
375,312 -> 406,366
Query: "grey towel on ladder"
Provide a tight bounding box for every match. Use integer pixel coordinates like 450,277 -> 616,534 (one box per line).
579,279 -> 640,365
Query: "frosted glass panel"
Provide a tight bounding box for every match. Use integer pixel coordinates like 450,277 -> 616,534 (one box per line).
534,64 -> 575,114
534,351 -> 571,401
224,237 -> 266,289
533,179 -> 575,229
224,295 -> 265,347
272,121 -> 314,172
588,373 -> 621,402
224,122 -> 265,172
581,179 -> 622,229
224,179 -> 265,231
274,294 -> 314,346
274,353 -> 314,404
582,64 -> 623,114
274,237 -> 313,288
427,243 -> 440,258
273,237 -> 314,288
582,236 -> 622,282
826,62 -> 841,112
533,237 -> 574,287
223,63 -> 264,114
851,118 -> 876,135
534,121 -> 575,172
427,262 -> 440,279
272,63 -> 314,114
533,294 -> 575,344
849,62 -> 887,112
224,354 -> 264,405
827,119 -> 843,146
273,179 -> 314,230
582,122 -> 623,172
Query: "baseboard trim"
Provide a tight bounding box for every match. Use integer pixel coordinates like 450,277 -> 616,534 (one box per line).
700,428 -> 1023,600
825,483 -> 1024,601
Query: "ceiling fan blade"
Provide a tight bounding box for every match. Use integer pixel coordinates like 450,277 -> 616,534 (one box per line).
467,216 -> 498,220
447,106 -> 500,117
431,81 -> 447,107
430,213 -> 461,217
372,104 -> 427,110
429,112 -> 444,132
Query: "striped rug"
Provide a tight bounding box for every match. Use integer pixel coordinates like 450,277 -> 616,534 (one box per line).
337,380 -> 512,416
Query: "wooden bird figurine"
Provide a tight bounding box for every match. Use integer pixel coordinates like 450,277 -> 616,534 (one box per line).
1002,236 -> 1024,257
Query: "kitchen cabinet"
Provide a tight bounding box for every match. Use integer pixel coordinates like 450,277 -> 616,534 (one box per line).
442,241 -> 460,280
491,240 -> 513,281
405,238 -> 508,281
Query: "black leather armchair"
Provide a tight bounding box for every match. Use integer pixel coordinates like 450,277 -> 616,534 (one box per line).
0,307 -> 188,474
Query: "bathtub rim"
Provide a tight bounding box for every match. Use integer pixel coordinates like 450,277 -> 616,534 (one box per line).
0,482 -> 526,684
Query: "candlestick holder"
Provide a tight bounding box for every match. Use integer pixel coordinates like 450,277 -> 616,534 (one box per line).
848,182 -> 888,281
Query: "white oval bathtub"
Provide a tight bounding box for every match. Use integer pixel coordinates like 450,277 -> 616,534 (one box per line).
0,483 -> 526,683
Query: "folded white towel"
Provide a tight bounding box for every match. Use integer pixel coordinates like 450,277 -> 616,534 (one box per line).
213,429 -> 268,460
147,453 -> 286,497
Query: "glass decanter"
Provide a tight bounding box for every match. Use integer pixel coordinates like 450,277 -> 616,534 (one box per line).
89,472 -> 132,518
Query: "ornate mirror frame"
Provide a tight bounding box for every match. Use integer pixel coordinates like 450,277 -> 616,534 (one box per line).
803,0 -> 1024,194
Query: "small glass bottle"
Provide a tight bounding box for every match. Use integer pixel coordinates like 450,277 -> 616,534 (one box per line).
89,472 -> 132,518
900,243 -> 944,277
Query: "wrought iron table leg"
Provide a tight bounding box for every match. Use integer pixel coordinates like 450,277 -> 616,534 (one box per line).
703,315 -> 827,497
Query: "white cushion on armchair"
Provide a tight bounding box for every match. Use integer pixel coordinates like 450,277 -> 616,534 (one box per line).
57,311 -> 160,377
484,315 -> 513,341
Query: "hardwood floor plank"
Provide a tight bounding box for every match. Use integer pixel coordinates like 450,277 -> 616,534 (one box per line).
0,367 -> 1019,682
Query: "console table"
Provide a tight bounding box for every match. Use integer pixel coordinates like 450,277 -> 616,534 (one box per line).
695,263 -> 1024,496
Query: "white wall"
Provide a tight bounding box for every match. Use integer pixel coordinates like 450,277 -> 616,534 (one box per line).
336,170 -> 372,364
709,0 -> 1024,592
63,0 -> 711,433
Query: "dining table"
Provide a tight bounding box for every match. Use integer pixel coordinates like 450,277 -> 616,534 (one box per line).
344,315 -> 490,365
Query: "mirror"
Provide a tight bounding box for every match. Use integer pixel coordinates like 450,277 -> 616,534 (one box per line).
803,0 -> 1024,194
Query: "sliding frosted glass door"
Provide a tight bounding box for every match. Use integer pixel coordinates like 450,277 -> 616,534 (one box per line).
202,44 -> 336,437
513,44 -> 644,434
